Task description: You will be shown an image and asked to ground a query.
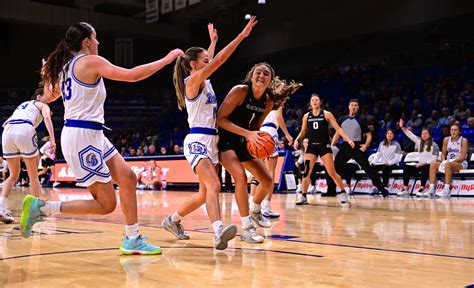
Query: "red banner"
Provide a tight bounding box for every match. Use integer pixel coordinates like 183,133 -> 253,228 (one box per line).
51,157 -> 284,184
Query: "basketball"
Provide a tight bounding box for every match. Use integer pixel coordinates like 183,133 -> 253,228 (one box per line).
247,131 -> 275,159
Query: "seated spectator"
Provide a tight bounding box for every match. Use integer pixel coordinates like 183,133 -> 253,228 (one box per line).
406,110 -> 423,130
172,144 -> 182,155
147,144 -> 158,156
277,138 -> 286,153
462,117 -> 474,129
128,147 -> 137,157
424,110 -> 440,131
137,148 -> 145,157
38,138 -> 56,186
438,107 -> 452,127
425,124 -> 468,197
0,157 -> 8,183
369,129 -> 402,189
398,119 -> 439,197
453,100 -> 471,121
380,112 -> 396,134
159,147 -> 168,156
137,160 -> 166,190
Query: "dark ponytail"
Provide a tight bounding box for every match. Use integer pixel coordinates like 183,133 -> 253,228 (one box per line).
41,22 -> 94,93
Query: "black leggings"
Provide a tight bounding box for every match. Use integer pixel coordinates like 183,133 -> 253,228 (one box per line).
329,142 -> 386,191
403,164 -> 429,187
371,164 -> 398,187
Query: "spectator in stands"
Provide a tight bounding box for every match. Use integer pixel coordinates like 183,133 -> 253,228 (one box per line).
159,147 -> 168,156
136,148 -> 145,157
380,112 -> 396,134
277,138 -> 286,153
425,124 -> 468,197
438,107 -> 452,127
406,110 -> 423,130
172,144 -> 182,155
147,144 -> 158,156
398,119 -> 439,197
453,100 -> 471,121
137,160 -> 166,190
463,117 -> 474,129
425,110 -> 440,131
120,147 -> 128,157
38,137 -> 56,187
128,147 -> 137,157
369,129 -> 402,189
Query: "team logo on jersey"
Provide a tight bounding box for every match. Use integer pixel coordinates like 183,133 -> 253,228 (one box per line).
205,92 -> 217,104
188,142 -> 207,155
79,145 -> 104,172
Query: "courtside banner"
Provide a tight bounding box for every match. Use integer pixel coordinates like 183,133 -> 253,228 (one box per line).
353,179 -> 374,193
458,180 -> 474,196
51,156 -> 284,184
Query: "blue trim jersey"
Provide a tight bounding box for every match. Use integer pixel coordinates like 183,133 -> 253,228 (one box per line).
184,77 -> 217,129
7,100 -> 43,128
60,54 -> 106,124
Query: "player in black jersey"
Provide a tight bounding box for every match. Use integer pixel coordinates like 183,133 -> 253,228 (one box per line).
293,94 -> 355,204
217,63 -> 301,243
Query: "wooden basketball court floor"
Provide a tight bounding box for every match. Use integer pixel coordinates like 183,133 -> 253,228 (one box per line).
0,187 -> 473,287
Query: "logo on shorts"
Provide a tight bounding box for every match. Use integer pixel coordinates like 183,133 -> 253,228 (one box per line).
79,145 -> 104,173
32,135 -> 38,148
85,153 -> 99,167
188,142 -> 207,155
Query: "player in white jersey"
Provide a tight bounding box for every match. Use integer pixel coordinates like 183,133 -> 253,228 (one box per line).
162,19 -> 257,250
426,124 -> 468,197
249,103 -> 293,218
20,22 -> 183,255
0,88 -> 55,224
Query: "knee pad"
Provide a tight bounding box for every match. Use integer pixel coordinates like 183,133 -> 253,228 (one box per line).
250,178 -> 260,186
302,160 -> 311,177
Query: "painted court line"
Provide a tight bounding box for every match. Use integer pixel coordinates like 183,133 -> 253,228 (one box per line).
0,245 -> 323,261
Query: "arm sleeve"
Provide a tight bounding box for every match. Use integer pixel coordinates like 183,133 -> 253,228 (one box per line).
402,128 -> 420,144
388,143 -> 402,165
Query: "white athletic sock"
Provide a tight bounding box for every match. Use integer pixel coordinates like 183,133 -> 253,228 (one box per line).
125,223 -> 139,240
250,201 -> 261,213
171,211 -> 184,222
262,200 -> 270,208
212,220 -> 224,236
241,216 -> 252,229
0,196 -> 6,209
40,201 -> 61,216
249,196 -> 254,204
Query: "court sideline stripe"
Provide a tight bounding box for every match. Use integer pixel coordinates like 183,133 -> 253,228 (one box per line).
52,217 -> 474,261
0,246 -> 323,261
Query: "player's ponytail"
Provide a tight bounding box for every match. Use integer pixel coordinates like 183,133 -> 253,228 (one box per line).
173,56 -> 187,110
269,77 -> 302,108
172,47 -> 206,110
41,22 -> 94,93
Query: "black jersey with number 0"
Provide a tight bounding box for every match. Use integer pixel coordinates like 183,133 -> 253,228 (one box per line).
307,109 -> 330,145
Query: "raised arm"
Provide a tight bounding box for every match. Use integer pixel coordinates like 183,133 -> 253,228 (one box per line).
325,111 -> 355,148
207,23 -> 218,60
293,113 -> 309,150
399,118 -> 419,143
275,106 -> 293,145
186,17 -> 257,98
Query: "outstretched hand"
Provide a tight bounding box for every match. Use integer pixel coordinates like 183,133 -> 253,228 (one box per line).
208,23 -> 218,42
240,16 -> 258,38
165,49 -> 185,64
399,118 -> 404,128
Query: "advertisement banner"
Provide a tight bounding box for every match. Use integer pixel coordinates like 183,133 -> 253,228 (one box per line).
353,179 -> 374,194
458,180 -> 474,196
51,157 -> 284,185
